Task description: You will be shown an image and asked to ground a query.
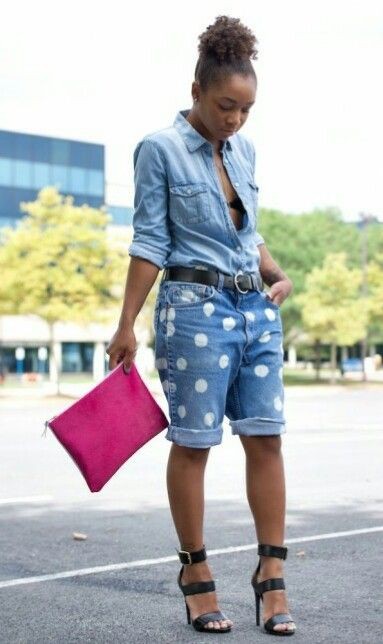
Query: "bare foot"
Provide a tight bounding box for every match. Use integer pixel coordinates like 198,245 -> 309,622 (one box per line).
180,561 -> 233,631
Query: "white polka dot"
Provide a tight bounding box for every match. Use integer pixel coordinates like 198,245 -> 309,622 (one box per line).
162,379 -> 169,392
278,367 -> 283,379
203,302 -> 215,317
178,405 -> 186,418
169,382 -> 177,393
194,333 -> 208,347
159,308 -> 166,322
176,357 -> 187,370
167,307 -> 176,321
219,354 -> 229,368
204,412 -> 215,427
223,316 -> 236,331
274,396 -> 283,411
195,378 -> 208,393
155,357 -> 167,370
265,308 -> 276,321
166,321 -> 175,336
259,331 -> 271,343
254,364 -> 269,377
181,289 -> 195,302
245,311 -> 255,321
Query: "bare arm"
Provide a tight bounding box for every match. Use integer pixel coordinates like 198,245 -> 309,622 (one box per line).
258,244 -> 293,306
106,256 -> 160,371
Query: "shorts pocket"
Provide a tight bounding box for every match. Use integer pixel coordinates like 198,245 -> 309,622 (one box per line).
169,182 -> 210,224
165,282 -> 215,308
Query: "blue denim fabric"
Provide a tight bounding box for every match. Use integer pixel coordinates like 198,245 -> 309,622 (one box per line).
128,108 -> 265,277
153,278 -> 286,448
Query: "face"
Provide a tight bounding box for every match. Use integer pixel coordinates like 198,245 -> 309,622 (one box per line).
191,73 -> 256,143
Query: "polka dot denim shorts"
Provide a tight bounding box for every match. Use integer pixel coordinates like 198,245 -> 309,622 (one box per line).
153,277 -> 286,449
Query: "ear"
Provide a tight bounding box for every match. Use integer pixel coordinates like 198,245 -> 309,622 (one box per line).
191,80 -> 200,102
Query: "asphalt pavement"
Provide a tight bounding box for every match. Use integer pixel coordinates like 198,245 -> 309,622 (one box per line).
1,384 -> 382,643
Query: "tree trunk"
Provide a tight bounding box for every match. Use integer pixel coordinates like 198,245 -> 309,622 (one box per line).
48,322 -> 60,395
314,339 -> 321,381
330,342 -> 337,384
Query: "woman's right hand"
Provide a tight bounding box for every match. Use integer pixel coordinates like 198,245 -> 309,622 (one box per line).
106,324 -> 138,373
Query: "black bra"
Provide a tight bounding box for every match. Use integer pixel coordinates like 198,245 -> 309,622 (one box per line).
227,195 -> 246,215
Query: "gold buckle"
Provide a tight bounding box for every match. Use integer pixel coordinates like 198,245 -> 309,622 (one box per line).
234,270 -> 249,294
178,549 -> 192,564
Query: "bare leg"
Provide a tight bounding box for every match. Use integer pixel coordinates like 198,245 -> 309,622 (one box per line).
239,435 -> 296,633
166,443 -> 233,630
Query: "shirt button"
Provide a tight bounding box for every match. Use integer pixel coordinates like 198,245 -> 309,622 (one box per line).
187,188 -> 192,194
236,246 -> 241,251
234,182 -> 239,187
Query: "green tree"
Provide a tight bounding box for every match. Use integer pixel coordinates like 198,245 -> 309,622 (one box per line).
0,187 -> 128,393
294,252 -> 369,382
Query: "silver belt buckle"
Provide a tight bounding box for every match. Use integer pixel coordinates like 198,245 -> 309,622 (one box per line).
234,270 -> 249,294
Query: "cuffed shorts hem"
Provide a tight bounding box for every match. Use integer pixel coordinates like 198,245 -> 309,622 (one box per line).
229,416 -> 286,436
165,423 -> 223,448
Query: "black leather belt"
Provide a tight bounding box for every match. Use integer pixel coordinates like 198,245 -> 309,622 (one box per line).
162,266 -> 263,294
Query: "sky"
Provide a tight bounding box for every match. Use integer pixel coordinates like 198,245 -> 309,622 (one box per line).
1,0 -> 382,221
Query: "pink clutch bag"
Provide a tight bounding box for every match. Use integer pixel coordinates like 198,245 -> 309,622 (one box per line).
43,362 -> 169,492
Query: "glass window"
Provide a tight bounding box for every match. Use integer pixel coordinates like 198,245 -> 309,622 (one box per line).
51,139 -> 70,165
0,157 -> 12,186
15,133 -> 32,161
14,160 -> 33,189
69,166 -> 87,194
0,186 -> 17,217
0,131 -> 16,158
88,145 -> 104,170
32,135 -> 51,163
70,142 -> 90,168
33,162 -> 51,189
52,165 -> 69,192
88,169 -> 104,197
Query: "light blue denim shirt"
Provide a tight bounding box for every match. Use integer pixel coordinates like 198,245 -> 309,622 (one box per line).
128,108 -> 265,277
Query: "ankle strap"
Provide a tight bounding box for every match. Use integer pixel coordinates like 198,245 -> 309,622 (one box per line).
177,545 -> 207,565
258,544 -> 288,560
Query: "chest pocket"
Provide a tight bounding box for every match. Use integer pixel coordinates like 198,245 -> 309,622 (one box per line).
169,182 -> 210,225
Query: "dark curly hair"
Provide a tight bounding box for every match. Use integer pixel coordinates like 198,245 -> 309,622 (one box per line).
194,15 -> 258,92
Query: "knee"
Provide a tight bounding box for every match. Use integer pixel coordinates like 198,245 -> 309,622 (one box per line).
241,434 -> 282,458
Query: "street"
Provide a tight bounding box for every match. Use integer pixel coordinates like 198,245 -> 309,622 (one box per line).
1,384 -> 382,643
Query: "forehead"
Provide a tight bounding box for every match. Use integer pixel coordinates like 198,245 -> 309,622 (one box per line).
210,74 -> 256,102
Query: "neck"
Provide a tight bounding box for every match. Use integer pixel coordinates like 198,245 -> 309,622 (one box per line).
185,107 -> 223,153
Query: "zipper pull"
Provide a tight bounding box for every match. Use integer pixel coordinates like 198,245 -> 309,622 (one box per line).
42,416 -> 56,438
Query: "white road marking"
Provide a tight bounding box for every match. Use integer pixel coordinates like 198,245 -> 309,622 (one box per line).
0,525 -> 382,589
0,495 -> 53,506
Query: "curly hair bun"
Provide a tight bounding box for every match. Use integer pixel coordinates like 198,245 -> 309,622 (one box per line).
198,15 -> 258,64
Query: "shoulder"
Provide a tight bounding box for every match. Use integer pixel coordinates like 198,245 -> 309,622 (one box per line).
134,125 -> 179,159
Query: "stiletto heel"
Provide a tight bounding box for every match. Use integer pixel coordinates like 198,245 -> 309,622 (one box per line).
251,543 -> 296,636
176,545 -> 232,633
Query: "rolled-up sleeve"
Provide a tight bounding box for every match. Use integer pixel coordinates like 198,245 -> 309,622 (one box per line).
128,138 -> 172,269
250,141 -> 265,247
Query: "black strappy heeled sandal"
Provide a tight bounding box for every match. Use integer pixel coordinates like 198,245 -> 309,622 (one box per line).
251,543 -> 296,636
176,545 -> 232,634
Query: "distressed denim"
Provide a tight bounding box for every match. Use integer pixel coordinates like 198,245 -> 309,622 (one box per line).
153,277 -> 286,448
128,108 -> 265,277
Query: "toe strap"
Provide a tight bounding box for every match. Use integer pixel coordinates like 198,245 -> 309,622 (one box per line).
194,610 -> 228,626
264,613 -> 295,629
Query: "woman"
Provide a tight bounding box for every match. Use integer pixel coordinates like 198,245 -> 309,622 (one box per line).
107,15 -> 296,636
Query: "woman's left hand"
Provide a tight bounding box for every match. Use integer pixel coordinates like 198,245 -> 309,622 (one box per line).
266,278 -> 293,307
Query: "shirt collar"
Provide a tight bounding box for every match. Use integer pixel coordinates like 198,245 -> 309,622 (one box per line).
174,108 -> 232,153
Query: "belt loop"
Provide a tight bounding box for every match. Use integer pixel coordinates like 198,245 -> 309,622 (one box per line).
217,271 -> 224,292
